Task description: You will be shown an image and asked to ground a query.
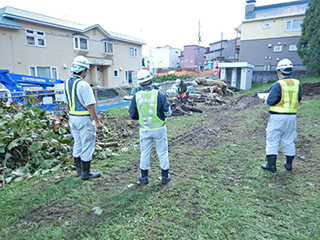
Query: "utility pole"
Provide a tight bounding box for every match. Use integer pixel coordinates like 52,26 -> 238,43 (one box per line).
198,21 -> 201,77
220,32 -> 223,62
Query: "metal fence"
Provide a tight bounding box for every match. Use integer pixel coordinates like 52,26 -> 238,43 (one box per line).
93,83 -> 175,114
0,82 -> 178,113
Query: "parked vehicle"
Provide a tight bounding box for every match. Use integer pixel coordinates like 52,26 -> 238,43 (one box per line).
0,69 -> 64,111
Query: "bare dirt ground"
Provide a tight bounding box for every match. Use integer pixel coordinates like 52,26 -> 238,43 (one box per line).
301,81 -> 320,100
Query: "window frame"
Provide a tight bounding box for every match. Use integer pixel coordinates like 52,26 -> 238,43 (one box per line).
289,45 -> 298,51
113,69 -> 119,78
73,35 -> 89,51
263,22 -> 271,29
101,40 -> 114,54
25,28 -> 46,47
129,47 -> 138,57
285,19 -> 303,31
28,66 -> 59,79
273,46 -> 282,52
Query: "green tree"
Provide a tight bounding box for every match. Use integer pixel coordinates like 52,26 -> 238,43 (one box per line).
297,0 -> 320,75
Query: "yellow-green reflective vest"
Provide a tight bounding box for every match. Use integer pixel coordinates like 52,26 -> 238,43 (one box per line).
136,89 -> 166,130
270,78 -> 300,113
65,77 -> 90,116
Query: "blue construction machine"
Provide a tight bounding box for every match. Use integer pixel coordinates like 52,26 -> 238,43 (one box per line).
0,69 -> 65,111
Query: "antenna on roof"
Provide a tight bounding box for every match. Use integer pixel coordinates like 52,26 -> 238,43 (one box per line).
246,0 -> 256,3
197,20 -> 202,77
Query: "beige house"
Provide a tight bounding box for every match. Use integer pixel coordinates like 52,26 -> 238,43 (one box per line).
0,6 -> 145,87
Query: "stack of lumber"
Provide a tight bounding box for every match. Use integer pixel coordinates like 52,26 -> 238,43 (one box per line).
193,78 -> 234,96
189,78 -> 234,105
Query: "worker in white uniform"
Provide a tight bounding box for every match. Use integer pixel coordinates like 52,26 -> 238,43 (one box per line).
259,58 -> 303,172
64,56 -> 103,180
129,69 -> 172,185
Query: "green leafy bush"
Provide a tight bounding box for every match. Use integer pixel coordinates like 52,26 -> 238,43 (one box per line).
0,98 -> 73,180
153,74 -> 196,83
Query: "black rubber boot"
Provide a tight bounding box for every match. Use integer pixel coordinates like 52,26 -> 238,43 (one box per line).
74,157 -> 82,177
261,155 -> 277,172
284,156 -> 294,170
138,169 -> 149,185
161,169 -> 171,185
81,161 -> 101,180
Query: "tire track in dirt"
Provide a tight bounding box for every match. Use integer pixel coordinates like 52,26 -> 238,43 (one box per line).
168,94 -> 260,149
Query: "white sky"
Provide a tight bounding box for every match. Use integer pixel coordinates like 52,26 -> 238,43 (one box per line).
1,0 -> 296,56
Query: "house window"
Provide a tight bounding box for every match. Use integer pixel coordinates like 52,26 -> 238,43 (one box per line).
25,29 -> 46,47
289,45 -> 298,51
113,69 -> 119,77
102,40 -> 114,54
129,47 -> 137,57
263,23 -> 271,29
285,19 -> 303,31
274,46 -> 282,52
29,66 -> 58,79
73,35 -> 89,50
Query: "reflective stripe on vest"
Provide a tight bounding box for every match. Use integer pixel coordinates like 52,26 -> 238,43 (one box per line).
136,90 -> 166,130
270,78 -> 300,113
65,78 -> 90,116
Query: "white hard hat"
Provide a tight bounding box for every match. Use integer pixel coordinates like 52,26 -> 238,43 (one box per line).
176,79 -> 181,85
277,58 -> 293,75
137,69 -> 153,85
71,56 -> 90,74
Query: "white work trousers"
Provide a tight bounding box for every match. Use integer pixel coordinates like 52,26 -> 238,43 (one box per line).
139,127 -> 169,170
70,115 -> 96,162
266,114 -> 297,156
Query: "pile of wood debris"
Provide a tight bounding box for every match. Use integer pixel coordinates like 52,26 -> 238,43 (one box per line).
51,110 -> 129,150
168,99 -> 202,116
189,78 -> 236,105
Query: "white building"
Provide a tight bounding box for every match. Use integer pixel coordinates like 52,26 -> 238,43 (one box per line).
145,45 -> 181,73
